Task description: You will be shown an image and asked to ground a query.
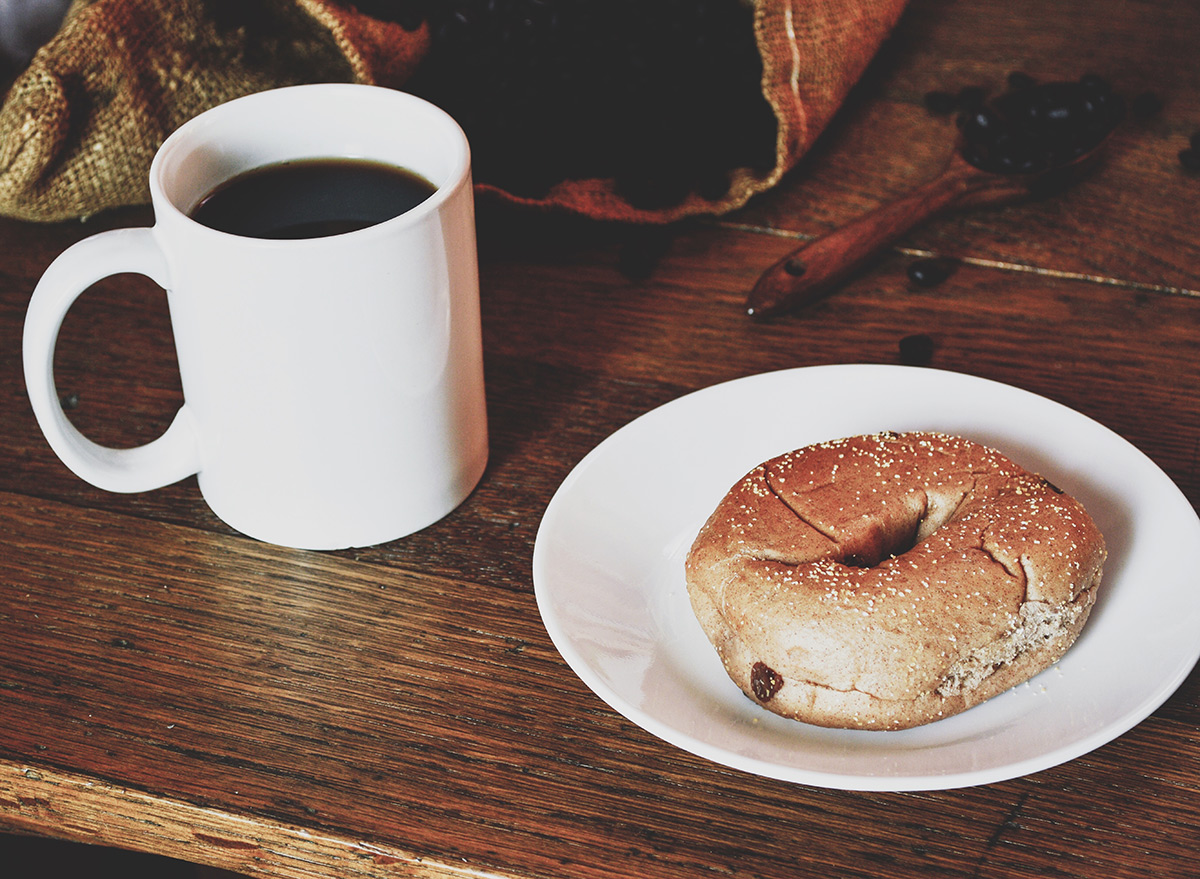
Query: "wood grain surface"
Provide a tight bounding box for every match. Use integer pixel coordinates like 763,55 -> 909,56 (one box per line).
2,1 -> 1198,878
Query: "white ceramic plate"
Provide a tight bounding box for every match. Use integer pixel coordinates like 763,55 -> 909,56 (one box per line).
532,364 -> 1200,791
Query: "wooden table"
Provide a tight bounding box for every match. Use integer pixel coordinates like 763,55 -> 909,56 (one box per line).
2,1 -> 1199,877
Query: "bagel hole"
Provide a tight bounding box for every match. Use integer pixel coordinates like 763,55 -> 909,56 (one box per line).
839,489 -> 965,568
842,521 -> 922,568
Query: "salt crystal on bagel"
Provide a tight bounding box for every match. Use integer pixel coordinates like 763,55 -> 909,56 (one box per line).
684,431 -> 1107,730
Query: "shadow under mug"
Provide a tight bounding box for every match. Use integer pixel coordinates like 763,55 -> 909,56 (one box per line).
23,84 -> 488,550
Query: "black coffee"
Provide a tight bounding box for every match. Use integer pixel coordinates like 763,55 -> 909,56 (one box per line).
189,158 -> 437,239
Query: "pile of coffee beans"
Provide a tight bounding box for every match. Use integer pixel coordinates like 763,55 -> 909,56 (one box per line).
927,73 -> 1126,176
354,0 -> 777,208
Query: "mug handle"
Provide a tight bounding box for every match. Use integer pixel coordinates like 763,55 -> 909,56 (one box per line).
23,227 -> 203,493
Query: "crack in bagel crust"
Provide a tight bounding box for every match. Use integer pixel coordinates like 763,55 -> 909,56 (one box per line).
684,431 -> 1107,731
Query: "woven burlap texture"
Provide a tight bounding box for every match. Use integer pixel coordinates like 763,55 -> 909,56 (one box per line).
0,0 -> 907,224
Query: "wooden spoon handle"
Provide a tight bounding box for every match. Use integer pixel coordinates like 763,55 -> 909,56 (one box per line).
746,168 -> 977,318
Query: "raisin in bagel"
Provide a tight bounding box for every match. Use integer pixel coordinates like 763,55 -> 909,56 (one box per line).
684,431 -> 1107,730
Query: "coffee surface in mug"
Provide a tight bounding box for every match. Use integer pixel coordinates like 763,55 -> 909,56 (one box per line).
189,158 -> 437,239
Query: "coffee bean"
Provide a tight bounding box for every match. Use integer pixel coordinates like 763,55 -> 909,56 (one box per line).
1007,71 -> 1036,91
898,333 -> 936,366
906,258 -> 953,287
923,90 -> 957,114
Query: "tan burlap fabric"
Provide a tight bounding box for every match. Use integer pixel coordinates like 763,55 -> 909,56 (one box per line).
0,0 -> 907,224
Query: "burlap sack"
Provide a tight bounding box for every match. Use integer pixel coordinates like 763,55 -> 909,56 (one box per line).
0,0 -> 907,224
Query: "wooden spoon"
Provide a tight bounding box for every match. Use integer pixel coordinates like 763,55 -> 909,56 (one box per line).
745,134 -> 1108,319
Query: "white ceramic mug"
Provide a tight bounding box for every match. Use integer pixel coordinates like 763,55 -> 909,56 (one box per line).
23,84 -> 488,550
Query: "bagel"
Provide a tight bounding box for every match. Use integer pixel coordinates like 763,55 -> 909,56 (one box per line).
684,431 -> 1107,730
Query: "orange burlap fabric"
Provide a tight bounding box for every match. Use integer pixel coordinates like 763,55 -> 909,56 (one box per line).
0,0 -> 907,224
